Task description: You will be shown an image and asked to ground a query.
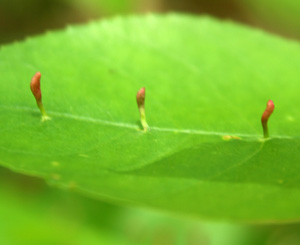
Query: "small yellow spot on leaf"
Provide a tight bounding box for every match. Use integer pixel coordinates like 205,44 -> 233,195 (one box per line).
51,161 -> 60,167
222,135 -> 241,141
286,115 -> 295,122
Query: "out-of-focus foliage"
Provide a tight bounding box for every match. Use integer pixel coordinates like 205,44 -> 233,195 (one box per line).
0,0 -> 137,44
67,0 -> 138,14
2,168 -> 300,245
242,0 -> 300,38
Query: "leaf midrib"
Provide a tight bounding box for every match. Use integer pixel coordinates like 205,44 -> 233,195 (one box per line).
0,104 -> 293,140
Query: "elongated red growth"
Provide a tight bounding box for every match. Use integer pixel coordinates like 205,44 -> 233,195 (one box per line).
136,87 -> 145,108
30,72 -> 50,121
261,100 -> 275,138
136,87 -> 148,131
30,72 -> 42,102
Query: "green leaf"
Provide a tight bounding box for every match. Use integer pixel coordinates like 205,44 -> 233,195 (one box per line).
0,169 -> 281,245
0,14 -> 300,222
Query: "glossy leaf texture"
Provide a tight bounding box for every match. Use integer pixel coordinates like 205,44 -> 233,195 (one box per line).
1,14 -> 300,222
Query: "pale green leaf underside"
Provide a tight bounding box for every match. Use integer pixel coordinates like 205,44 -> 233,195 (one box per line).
1,14 -> 300,222
0,171 -> 268,245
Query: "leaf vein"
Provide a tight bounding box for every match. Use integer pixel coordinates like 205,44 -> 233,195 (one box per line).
0,105 -> 292,140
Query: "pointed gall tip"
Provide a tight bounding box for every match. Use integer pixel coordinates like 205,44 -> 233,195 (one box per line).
136,87 -> 145,107
261,100 -> 275,124
30,71 -> 50,121
30,72 -> 42,101
35,71 -> 41,79
267,100 -> 275,112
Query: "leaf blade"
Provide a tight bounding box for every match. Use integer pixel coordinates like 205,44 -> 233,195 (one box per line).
1,14 -> 300,222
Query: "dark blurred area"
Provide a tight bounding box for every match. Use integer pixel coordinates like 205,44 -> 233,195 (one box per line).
0,0 -> 300,45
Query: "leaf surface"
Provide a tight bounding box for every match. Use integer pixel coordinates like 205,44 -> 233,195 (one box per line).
1,169 -> 277,245
1,14 -> 300,222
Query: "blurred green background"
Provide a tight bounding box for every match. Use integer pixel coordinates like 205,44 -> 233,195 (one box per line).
3,166 -> 300,245
1,0 -> 300,244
